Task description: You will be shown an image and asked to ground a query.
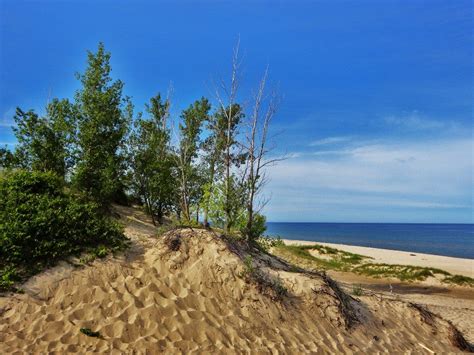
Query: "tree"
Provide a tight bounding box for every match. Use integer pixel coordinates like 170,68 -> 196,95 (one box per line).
214,42 -> 246,233
129,94 -> 175,225
176,97 -> 210,221
11,98 -> 75,178
73,42 -> 130,207
0,147 -> 16,170
200,120 -> 222,226
242,68 -> 280,241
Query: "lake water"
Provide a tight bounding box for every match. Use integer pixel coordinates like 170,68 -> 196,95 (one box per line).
265,222 -> 474,259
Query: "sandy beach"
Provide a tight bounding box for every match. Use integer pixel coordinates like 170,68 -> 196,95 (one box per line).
283,239 -> 473,278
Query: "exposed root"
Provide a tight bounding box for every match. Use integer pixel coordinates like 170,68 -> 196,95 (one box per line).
409,302 -> 474,352
314,272 -> 360,329
448,322 -> 474,353
409,303 -> 436,327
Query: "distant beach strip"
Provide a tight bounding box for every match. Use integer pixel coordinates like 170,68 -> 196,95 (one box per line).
266,222 -> 474,259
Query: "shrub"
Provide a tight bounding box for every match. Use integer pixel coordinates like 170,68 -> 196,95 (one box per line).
0,266 -> 19,290
237,212 -> 267,242
0,170 -> 126,290
352,284 -> 363,296
256,235 -> 284,252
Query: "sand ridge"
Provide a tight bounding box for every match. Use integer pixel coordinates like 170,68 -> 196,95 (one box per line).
0,208 -> 471,353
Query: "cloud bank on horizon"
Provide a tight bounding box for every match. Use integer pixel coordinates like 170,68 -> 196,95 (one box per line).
266,133 -> 472,223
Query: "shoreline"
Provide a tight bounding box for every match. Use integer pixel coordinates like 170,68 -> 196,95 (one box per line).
282,239 -> 473,278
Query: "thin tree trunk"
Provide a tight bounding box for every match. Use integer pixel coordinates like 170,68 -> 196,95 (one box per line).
203,160 -> 215,226
144,194 -> 156,226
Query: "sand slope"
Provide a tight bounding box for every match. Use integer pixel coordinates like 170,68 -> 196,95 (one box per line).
0,209 -> 471,353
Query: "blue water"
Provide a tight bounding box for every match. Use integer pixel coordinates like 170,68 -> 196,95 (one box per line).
266,223 -> 474,259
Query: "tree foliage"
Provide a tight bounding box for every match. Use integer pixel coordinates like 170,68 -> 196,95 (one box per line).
176,98 -> 211,221
1,41 -> 280,249
11,99 -> 75,178
129,94 -> 175,225
74,42 -> 130,206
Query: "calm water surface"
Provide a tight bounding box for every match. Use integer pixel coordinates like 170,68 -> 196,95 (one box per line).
265,222 -> 474,259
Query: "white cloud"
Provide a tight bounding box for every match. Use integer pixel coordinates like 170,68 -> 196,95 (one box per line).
309,136 -> 352,146
264,137 -> 473,221
1,107 -> 16,127
384,111 -> 461,132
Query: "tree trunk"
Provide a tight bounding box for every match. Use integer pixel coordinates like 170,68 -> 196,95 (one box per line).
203,160 -> 215,226
145,195 -> 156,226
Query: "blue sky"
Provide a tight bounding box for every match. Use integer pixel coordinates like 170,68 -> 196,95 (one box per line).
0,0 -> 472,223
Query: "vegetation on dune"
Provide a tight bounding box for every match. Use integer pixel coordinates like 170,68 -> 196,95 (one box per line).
239,255 -> 288,301
443,274 -> 474,286
273,243 -> 370,272
0,42 -> 281,290
0,171 -> 127,291
352,263 -> 450,281
271,242 -> 473,286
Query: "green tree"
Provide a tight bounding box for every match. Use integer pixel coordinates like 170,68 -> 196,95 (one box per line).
200,107 -> 227,226
73,43 -> 130,206
11,98 -> 75,178
217,104 -> 245,232
129,94 -> 175,225
0,147 -> 16,170
176,97 -> 211,221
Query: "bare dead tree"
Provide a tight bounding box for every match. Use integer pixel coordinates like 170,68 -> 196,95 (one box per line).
213,39 -> 243,233
242,67 -> 282,241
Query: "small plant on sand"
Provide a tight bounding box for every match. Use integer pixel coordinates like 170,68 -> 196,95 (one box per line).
256,235 -> 284,252
94,245 -> 109,258
240,255 -> 288,301
352,284 -> 363,296
0,266 -> 19,291
240,255 -> 256,278
80,328 -> 101,338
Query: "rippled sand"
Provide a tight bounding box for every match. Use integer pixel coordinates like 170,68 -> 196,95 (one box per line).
0,207 -> 470,353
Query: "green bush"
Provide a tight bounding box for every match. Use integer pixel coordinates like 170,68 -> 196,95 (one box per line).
0,170 -> 126,290
256,235 -> 283,252
238,212 -> 267,242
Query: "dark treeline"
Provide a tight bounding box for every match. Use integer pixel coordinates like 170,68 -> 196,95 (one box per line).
0,42 -> 280,242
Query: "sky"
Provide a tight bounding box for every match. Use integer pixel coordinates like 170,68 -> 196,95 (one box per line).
0,0 -> 472,223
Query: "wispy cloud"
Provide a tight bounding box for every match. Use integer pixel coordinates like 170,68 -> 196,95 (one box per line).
1,107 -> 16,128
309,136 -> 352,146
384,111 -> 461,132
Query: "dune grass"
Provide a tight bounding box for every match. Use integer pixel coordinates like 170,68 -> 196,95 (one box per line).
271,242 -> 473,286
273,244 -> 371,272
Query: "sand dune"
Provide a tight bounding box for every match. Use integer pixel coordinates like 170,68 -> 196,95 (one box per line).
0,208 -> 472,353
